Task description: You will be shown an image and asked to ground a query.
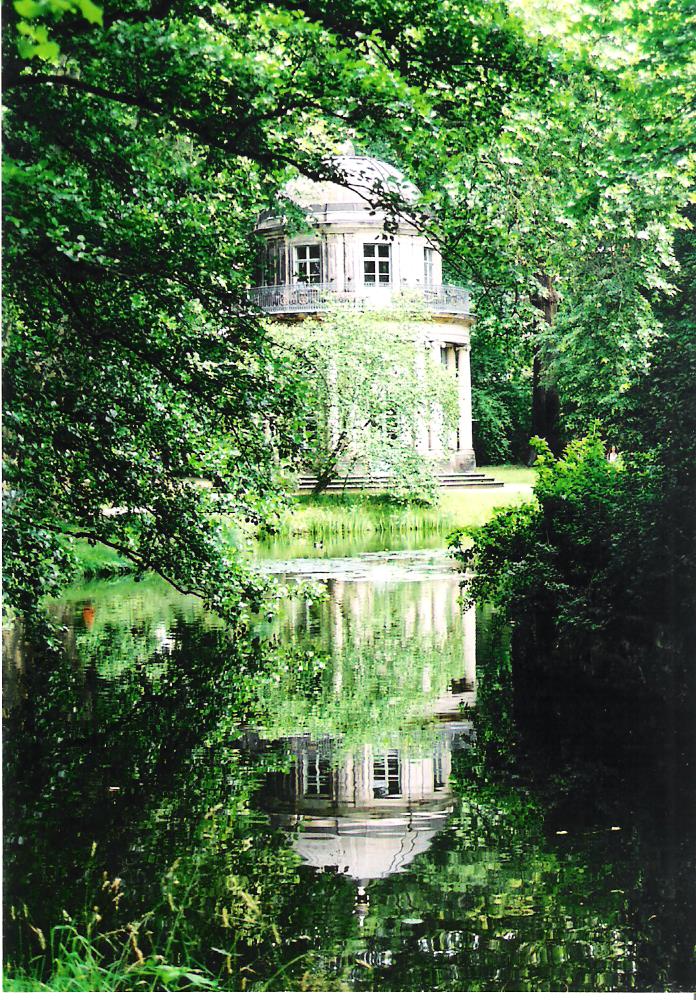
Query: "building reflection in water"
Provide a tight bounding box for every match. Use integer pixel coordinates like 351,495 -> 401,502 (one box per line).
263,722 -> 471,891
258,566 -> 477,903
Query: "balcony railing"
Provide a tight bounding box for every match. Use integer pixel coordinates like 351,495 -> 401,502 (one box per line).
422,284 -> 471,315
248,282 -> 471,316
249,282 -> 346,314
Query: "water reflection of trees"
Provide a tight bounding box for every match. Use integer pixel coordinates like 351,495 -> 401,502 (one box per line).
257,576 -> 477,746
4,573 -> 694,991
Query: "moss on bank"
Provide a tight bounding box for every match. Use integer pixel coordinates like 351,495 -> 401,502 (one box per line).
66,539 -> 134,578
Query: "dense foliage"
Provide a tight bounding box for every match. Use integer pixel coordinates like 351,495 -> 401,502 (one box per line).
455,193 -> 696,640
453,417 -> 696,746
6,0 -> 692,621
3,0 -> 547,626
429,0 -> 695,459
442,2 -> 696,742
4,2 -> 695,993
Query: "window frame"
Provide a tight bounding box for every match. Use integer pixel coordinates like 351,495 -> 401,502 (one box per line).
294,243 -> 322,284
303,749 -> 332,798
259,241 -> 283,287
372,749 -> 401,798
363,242 -> 392,286
424,246 -> 435,286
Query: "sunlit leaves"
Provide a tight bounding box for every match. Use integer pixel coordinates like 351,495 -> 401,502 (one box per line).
12,0 -> 102,63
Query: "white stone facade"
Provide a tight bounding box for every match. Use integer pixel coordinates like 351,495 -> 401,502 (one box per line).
251,154 -> 475,471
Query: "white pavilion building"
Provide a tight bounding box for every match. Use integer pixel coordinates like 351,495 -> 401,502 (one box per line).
249,152 -> 476,473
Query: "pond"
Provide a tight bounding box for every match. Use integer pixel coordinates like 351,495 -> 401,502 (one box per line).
3,537 -> 696,990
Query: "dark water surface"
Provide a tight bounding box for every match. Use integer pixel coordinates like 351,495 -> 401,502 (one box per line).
4,541 -> 695,990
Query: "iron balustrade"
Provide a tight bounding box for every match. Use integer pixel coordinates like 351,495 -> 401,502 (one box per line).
248,282 -> 471,316
422,283 -> 471,315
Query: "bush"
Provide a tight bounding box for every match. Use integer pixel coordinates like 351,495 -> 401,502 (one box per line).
452,429 -> 695,708
379,451 -> 439,507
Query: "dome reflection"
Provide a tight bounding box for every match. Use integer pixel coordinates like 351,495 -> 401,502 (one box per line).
268,722 -> 472,885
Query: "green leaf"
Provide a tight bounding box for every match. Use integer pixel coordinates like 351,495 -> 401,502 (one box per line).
76,0 -> 102,26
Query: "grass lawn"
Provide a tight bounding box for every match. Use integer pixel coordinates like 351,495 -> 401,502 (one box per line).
68,538 -> 134,577
479,464 -> 537,486
440,465 -> 536,529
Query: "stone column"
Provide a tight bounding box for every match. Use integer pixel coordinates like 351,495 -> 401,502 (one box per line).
415,346 -> 429,455
417,586 -> 433,637
456,344 -> 473,453
462,603 -> 477,692
427,340 -> 444,455
356,746 -> 373,806
337,752 -> 355,807
444,346 -> 457,452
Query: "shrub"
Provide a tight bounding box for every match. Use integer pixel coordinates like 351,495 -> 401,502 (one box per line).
453,429 -> 694,697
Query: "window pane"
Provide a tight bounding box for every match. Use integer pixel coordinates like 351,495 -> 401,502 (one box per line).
304,750 -> 331,797
364,243 -> 390,284
373,750 -> 401,797
295,244 -> 321,283
424,247 -> 434,285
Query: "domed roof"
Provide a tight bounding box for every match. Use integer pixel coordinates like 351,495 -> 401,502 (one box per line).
290,809 -> 451,882
285,154 -> 421,211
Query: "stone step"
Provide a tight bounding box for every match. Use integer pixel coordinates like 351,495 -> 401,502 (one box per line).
296,478 -> 493,485
296,472 -> 505,491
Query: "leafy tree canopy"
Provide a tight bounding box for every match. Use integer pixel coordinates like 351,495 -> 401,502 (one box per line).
275,305 -> 459,500
3,0 -> 541,627
4,0 -> 693,626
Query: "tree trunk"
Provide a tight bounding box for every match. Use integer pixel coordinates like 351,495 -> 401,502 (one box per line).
528,273 -> 562,463
311,430 -> 349,494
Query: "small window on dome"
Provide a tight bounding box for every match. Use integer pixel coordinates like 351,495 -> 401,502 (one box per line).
294,244 -> 321,284
363,243 -> 391,286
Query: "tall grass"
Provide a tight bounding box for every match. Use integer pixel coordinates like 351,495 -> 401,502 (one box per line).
272,493 -> 456,539
3,923 -> 218,993
63,468 -> 537,576
4,856 -> 313,993
270,474 -> 536,542
65,539 -> 134,579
